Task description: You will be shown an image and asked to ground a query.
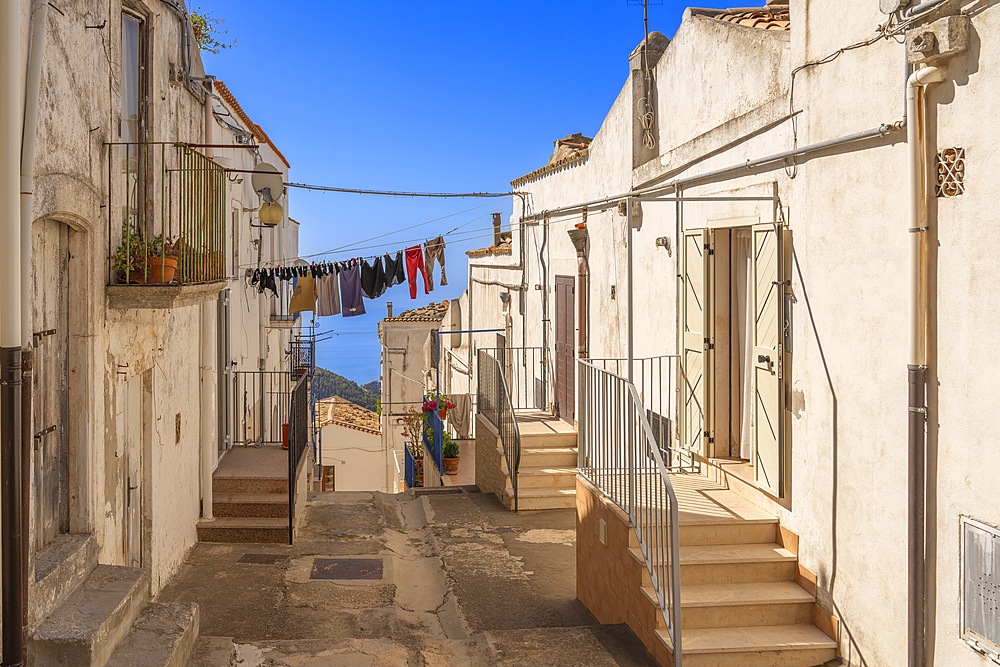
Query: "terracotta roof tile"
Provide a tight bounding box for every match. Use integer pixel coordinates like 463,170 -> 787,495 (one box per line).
212,80 -> 291,168
511,149 -> 589,188
384,300 -> 451,323
317,397 -> 381,435
465,243 -> 513,258
697,6 -> 790,31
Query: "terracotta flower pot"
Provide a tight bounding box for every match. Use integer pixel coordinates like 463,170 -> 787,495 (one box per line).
148,256 -> 178,284
443,457 -> 460,476
438,408 -> 448,419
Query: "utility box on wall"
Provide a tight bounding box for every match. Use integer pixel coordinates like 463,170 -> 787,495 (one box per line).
961,517 -> 1000,663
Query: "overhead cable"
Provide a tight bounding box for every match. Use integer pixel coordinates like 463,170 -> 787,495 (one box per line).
286,182 -> 515,199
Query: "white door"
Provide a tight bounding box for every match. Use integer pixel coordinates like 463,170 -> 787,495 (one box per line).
122,376 -> 143,567
751,223 -> 786,496
681,229 -> 711,457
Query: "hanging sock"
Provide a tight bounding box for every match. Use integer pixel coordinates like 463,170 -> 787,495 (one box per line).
361,256 -> 387,299
338,260 -> 366,317
405,245 -> 430,299
383,250 -> 405,288
424,235 -> 447,289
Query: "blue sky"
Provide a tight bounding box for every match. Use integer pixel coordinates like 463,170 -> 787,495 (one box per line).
199,0 -> 735,383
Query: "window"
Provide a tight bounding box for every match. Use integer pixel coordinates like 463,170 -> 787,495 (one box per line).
121,13 -> 144,143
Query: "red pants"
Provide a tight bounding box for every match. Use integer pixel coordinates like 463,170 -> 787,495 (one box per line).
405,245 -> 430,298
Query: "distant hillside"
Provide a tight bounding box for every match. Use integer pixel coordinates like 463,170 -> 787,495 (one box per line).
313,367 -> 378,412
361,380 -> 381,394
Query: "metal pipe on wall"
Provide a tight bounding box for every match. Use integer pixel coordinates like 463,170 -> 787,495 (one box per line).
1,0 -> 25,663
200,303 -> 217,521
906,64 -> 944,667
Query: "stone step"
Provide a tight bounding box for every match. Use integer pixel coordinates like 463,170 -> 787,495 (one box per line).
677,519 -> 778,547
106,602 -> 199,667
518,447 -> 577,468
31,534 -> 99,628
211,475 -> 287,495
519,431 -> 578,449
188,636 -> 236,667
515,466 -> 578,489
656,624 -> 836,666
196,517 -> 289,544
213,493 -> 289,518
504,487 -> 576,511
629,543 -> 797,585
29,565 -> 150,667
640,582 -> 814,629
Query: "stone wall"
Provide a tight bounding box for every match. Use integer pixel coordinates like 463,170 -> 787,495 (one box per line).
474,415 -> 505,502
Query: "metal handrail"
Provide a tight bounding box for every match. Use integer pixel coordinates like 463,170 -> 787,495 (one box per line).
287,373 -> 310,545
478,346 -> 548,412
577,359 -> 682,664
477,350 -> 522,511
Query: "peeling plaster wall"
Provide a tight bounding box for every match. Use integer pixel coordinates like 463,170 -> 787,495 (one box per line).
10,0 -> 259,598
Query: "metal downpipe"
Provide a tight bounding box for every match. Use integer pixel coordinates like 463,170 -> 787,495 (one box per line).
1,0 -> 24,664
906,64 -> 944,667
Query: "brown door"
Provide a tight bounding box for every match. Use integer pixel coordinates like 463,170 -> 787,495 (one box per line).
554,276 -> 575,422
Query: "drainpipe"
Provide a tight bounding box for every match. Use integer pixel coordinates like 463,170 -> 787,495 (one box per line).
200,303 -> 216,520
906,64 -> 944,667
1,0 -> 24,664
19,1 -> 48,653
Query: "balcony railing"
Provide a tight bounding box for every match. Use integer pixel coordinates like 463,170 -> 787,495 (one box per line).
108,142 -> 227,286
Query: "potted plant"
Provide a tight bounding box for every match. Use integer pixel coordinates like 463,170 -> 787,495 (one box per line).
442,432 -> 460,475
423,391 -> 456,420
400,407 -> 426,487
111,227 -> 151,284
148,234 -> 179,284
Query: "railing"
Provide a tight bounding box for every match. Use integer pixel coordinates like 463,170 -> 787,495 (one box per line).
290,338 -> 314,380
424,406 -> 444,476
477,350 -> 522,510
287,373 -> 310,544
588,356 -> 697,472
271,281 -> 299,324
577,359 -> 682,664
232,370 -> 290,446
108,142 -> 227,285
404,446 -> 416,489
479,346 -> 548,411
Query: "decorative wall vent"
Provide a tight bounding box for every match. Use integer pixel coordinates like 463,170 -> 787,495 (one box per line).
598,518 -> 608,546
937,147 -> 966,197
961,517 -> 1000,663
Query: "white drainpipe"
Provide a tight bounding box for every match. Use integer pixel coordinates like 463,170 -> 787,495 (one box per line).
200,302 -> 217,521
906,64 -> 944,667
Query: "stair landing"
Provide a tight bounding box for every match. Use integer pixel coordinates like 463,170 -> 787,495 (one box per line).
198,446 -> 292,544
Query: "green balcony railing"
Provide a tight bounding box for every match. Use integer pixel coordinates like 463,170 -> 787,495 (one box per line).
108,142 -> 227,286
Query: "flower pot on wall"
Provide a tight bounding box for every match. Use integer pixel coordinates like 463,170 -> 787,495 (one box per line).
443,457 -> 460,475
438,408 -> 448,419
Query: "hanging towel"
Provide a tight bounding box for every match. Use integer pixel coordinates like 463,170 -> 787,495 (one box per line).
449,393 -> 472,439
288,274 -> 317,314
338,261 -> 366,317
405,245 -> 430,299
361,256 -> 387,299
383,250 -> 406,288
316,271 -> 341,317
424,236 -> 447,290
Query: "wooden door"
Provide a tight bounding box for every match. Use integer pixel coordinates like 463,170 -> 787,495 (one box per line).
681,229 -> 711,456
752,223 -> 786,496
554,276 -> 575,422
32,221 -> 71,550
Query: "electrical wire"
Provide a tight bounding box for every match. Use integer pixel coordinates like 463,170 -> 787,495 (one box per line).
286,182 -> 515,198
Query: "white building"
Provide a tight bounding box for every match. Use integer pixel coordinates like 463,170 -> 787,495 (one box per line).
316,397 -> 383,492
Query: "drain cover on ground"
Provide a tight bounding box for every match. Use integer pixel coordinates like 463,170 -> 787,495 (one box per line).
310,558 -> 383,580
238,553 -> 289,565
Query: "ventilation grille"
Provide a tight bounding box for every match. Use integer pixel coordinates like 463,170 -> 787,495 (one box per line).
937,147 -> 966,198
962,517 -> 1000,662
598,518 -> 608,546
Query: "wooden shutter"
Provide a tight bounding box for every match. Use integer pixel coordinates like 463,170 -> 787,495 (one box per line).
752,223 -> 786,496
681,230 -> 710,455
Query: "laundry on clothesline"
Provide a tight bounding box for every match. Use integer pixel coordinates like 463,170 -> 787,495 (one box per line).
242,235 -> 450,318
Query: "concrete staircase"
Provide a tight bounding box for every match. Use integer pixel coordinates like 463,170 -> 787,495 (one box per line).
28,534 -> 199,667
501,412 -> 577,511
197,447 -> 293,544
630,515 -> 837,666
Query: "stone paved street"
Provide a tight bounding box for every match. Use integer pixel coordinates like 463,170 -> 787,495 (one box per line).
160,488 -> 656,666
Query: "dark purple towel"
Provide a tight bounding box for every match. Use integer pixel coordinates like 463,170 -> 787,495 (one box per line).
338,262 -> 366,317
